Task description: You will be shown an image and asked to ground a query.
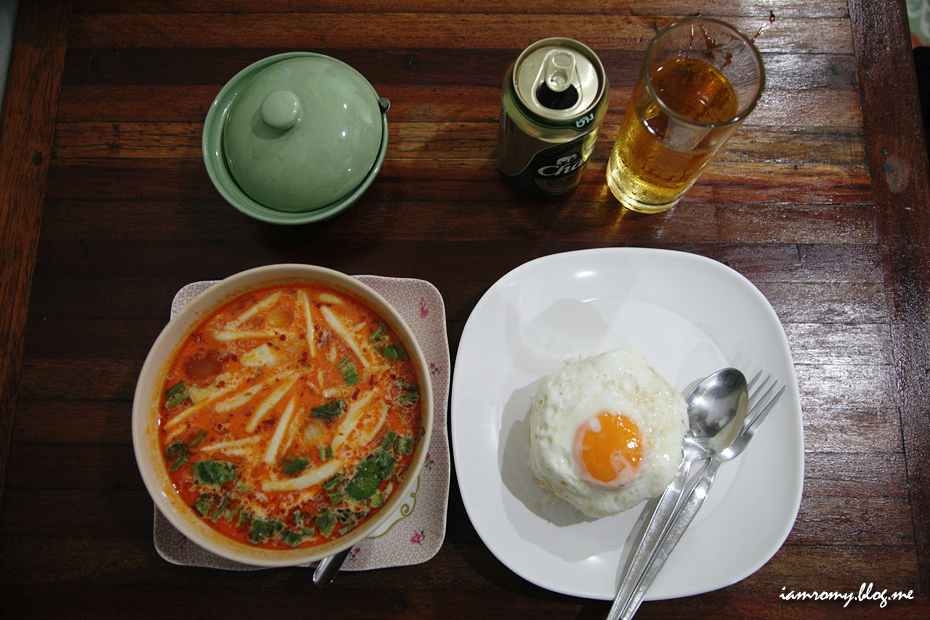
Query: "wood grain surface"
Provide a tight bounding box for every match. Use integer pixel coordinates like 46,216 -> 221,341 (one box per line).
1,0 -> 929,618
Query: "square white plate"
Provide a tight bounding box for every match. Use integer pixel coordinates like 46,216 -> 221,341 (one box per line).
450,248 -> 803,600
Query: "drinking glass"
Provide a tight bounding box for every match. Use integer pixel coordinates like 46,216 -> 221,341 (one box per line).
606,18 -> 765,214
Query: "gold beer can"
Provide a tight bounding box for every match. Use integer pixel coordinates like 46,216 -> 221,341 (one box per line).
498,38 -> 609,196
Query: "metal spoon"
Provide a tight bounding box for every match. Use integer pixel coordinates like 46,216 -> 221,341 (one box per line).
607,368 -> 748,620
618,375 -> 784,619
312,547 -> 351,587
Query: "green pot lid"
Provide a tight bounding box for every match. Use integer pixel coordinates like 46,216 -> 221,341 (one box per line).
222,54 -> 386,213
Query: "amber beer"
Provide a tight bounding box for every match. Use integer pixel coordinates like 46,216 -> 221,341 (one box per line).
607,19 -> 764,214
498,38 -> 609,197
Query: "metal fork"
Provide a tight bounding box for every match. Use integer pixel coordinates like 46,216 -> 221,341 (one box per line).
609,373 -> 786,620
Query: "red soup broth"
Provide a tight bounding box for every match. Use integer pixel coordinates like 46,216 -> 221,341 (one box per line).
157,283 -> 423,550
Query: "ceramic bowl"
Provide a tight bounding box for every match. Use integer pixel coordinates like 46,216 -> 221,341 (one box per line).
132,264 -> 433,566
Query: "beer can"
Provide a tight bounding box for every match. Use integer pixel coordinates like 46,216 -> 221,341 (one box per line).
498,38 -> 609,196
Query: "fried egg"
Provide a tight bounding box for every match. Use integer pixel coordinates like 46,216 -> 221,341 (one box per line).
527,348 -> 688,518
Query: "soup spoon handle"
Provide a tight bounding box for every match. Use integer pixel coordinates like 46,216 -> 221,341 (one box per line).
313,547 -> 351,587
607,446 -> 700,620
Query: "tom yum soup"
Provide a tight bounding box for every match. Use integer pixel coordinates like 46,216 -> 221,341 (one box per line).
157,284 -> 423,550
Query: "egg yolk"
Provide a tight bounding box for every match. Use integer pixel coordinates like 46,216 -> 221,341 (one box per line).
574,411 -> 643,488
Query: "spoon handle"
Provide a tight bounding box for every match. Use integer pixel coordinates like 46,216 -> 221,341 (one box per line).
606,455 -> 697,620
312,547 -> 351,587
618,458 -> 722,620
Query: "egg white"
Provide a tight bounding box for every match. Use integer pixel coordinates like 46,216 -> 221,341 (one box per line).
527,348 -> 688,518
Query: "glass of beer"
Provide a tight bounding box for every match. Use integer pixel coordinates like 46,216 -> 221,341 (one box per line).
606,18 -> 764,214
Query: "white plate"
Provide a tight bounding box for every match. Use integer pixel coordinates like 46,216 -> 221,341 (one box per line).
450,248 -> 804,600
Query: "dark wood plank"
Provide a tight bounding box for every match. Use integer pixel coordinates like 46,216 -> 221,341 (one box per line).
850,0 -> 930,596
56,48 -> 859,92
2,547 -> 928,619
73,0 -> 852,18
66,13 -> 853,55
0,0 -> 72,513
38,159 -> 872,210
48,121 -> 868,162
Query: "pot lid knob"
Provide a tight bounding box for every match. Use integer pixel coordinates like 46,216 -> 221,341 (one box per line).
261,90 -> 302,130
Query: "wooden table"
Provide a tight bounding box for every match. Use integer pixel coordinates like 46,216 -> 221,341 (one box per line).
2,1 -> 929,617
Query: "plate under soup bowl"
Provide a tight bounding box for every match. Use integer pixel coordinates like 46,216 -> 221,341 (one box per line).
132,264 -> 433,567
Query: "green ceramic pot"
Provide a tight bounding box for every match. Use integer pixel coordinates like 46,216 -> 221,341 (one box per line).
203,52 -> 390,224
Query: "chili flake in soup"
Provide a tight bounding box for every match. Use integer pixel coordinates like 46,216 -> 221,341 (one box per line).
157,284 -> 423,550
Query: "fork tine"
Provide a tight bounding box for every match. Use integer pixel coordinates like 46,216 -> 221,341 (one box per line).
737,375 -> 765,434
742,375 -> 775,428
750,377 -> 775,407
747,374 -> 773,408
744,383 -> 785,435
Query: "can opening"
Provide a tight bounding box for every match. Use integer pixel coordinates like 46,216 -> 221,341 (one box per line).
535,82 -> 580,110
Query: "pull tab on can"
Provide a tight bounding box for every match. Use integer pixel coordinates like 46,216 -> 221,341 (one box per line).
536,50 -> 580,110
544,50 -> 575,93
